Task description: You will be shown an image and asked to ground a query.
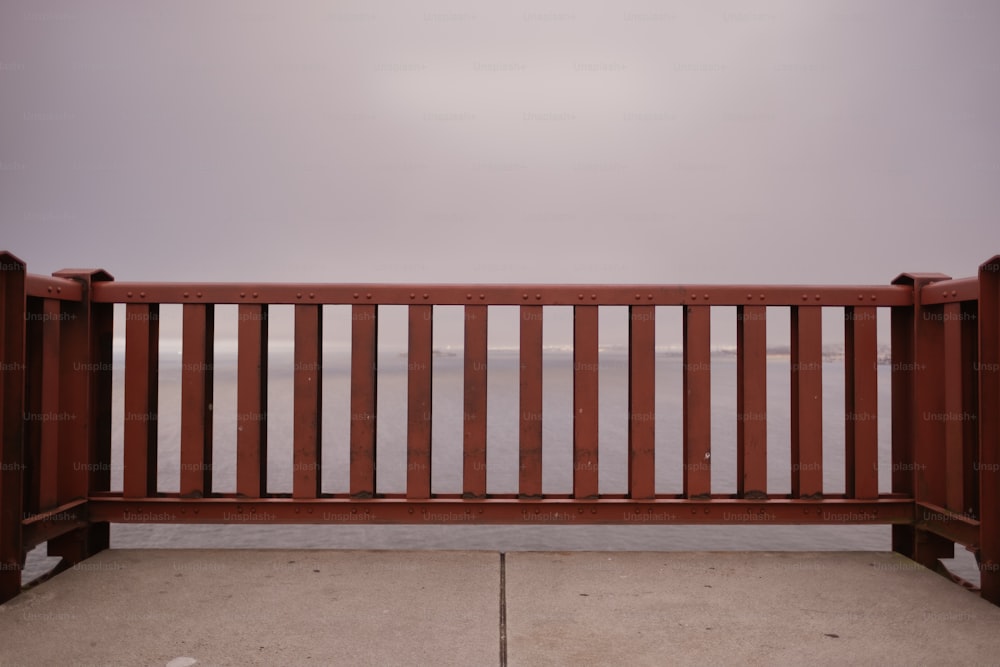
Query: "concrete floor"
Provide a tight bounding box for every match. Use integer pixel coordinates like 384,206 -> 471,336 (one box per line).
1,550 -> 999,666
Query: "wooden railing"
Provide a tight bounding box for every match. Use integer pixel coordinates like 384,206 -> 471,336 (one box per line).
1,250 -> 998,606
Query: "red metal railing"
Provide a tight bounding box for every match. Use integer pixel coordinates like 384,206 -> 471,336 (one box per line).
1,250 -> 998,606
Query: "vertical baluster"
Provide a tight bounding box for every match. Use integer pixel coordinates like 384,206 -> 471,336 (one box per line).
463,305 -> 487,498
978,257 -> 1000,604
845,306 -> 878,500
573,306 -> 599,499
38,299 -> 61,508
960,301 -> 978,518
683,305 -> 710,498
350,304 -> 378,497
628,306 -> 655,499
293,305 -> 322,499
407,305 -> 433,499
123,304 -> 159,498
737,305 -> 767,498
519,306 -> 543,498
180,304 -> 214,497
237,304 -> 268,498
942,303 -> 964,511
790,306 -> 822,498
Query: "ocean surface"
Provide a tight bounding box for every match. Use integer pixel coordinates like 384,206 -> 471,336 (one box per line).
24,347 -> 980,583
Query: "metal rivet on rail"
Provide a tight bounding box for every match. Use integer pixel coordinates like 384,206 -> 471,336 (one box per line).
409,293 -> 415,299
467,293 -> 472,300
870,295 -> 876,301
591,508 -> 597,514
368,293 -> 374,300
183,292 -> 189,298
690,294 -> 697,300
196,292 -> 202,298
309,293 -> 315,299
858,295 -> 864,301
590,294 -> 596,300
703,293 -> 709,300
240,292 -> 246,298
759,294 -> 764,300
942,291 -> 947,297
47,286 -> 52,293
421,293 -> 428,300
408,507 -> 414,513
296,293 -> 302,299
252,292 -> 258,298
951,290 -> 957,297
127,292 -> 133,297
747,293 -> 752,300
802,294 -> 807,300
814,294 -> 820,301
648,294 -> 653,300
56,287 -> 61,293
523,293 -> 529,300
479,294 -> 485,300
536,294 -> 541,300
355,293 -> 361,299
139,291 -> 146,298
579,293 -> 585,300
636,294 -> 641,300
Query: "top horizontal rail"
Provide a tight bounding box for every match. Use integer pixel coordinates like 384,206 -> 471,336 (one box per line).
920,276 -> 979,305
91,282 -> 914,307
26,275 -> 83,301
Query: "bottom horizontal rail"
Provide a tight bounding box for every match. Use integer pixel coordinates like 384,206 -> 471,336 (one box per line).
22,499 -> 89,549
915,501 -> 981,549
86,497 -> 915,525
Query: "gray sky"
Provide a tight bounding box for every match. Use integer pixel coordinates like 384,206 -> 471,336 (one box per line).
2,1 -> 998,347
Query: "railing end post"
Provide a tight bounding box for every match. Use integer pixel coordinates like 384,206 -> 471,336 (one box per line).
0,251 -> 26,602
46,267 -> 115,567
977,254 -> 1000,604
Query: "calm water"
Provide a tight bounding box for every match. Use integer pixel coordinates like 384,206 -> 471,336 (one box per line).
25,349 -> 979,582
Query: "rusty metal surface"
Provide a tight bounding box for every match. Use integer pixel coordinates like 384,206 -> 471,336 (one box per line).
91,282 -> 914,306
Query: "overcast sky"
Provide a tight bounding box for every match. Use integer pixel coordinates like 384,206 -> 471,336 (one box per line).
2,1 -> 998,346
